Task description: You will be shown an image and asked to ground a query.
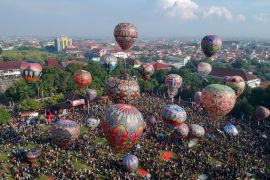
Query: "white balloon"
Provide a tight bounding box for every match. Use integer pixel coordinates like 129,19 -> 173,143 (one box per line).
86,118 -> 100,129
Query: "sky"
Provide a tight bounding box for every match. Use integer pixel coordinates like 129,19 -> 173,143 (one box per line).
0,0 -> 269,39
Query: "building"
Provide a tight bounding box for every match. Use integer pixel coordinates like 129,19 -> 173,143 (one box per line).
209,67 -> 261,88
61,60 -> 88,68
85,48 -> 105,62
46,58 -> 64,71
55,35 -> 72,52
108,49 -> 128,59
153,62 -> 171,71
0,61 -> 21,78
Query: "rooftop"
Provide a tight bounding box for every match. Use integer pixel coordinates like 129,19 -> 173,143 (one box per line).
0,61 -> 21,71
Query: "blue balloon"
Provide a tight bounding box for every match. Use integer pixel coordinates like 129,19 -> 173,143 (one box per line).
100,54 -> 118,73
123,154 -> 139,172
224,123 -> 238,136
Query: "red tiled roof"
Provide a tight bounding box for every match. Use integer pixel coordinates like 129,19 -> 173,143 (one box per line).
47,58 -> 64,70
209,68 -> 259,81
153,62 -> 171,71
0,61 -> 22,70
72,42 -> 97,47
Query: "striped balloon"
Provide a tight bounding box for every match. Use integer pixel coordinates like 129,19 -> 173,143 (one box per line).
224,123 -> 238,136
161,104 -> 187,129
123,154 -> 139,172
26,149 -> 41,164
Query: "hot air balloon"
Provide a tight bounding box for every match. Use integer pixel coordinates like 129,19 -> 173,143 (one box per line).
161,104 -> 187,129
86,118 -> 100,130
165,74 -> 182,99
114,22 -> 138,52
149,116 -> 157,125
20,61 -> 42,83
100,54 -> 118,73
224,123 -> 238,136
105,74 -> 140,104
73,70 -> 92,89
201,35 -> 222,59
194,91 -> 202,108
224,76 -> 245,97
123,154 -> 139,173
197,62 -> 212,78
139,63 -> 154,80
256,106 -> 270,120
174,123 -> 189,138
201,84 -> 236,122
26,150 -> 41,165
189,124 -> 205,138
52,120 -> 80,148
85,89 -> 97,101
102,104 -> 144,152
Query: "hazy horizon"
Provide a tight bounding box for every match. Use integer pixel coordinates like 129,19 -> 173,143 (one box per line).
0,0 -> 269,39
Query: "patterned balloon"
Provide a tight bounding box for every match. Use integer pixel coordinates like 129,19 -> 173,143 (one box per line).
174,123 -> 189,138
224,76 -> 245,97
114,22 -> 138,52
100,54 -> 118,73
139,63 -> 154,80
255,106 -> 270,120
85,89 -> 97,101
194,91 -> 202,108
105,74 -> 140,104
102,104 -> 144,152
73,70 -> 92,89
165,74 -> 182,98
161,104 -> 187,129
86,118 -> 100,130
52,120 -> 80,148
189,124 -> 205,138
149,116 -> 157,125
224,123 -> 238,136
26,150 -> 41,164
197,62 -> 212,78
201,84 -> 236,122
20,61 -> 42,83
201,35 -> 222,58
123,154 -> 139,172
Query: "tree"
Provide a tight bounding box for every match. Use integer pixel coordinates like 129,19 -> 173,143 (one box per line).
0,108 -> 11,125
46,94 -> 64,106
5,80 -> 35,102
19,99 -> 42,112
0,47 -> 2,55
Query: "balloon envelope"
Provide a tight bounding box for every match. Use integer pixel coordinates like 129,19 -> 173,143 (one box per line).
20,61 -> 42,83
100,54 -> 118,73
114,22 -> 138,52
224,123 -> 238,136
165,74 -> 182,98
102,104 -> 144,152
26,150 -> 41,164
189,124 -> 205,138
201,35 -> 222,58
86,118 -> 100,129
197,62 -> 212,78
256,106 -> 270,120
201,84 -> 236,122
52,120 -> 80,148
73,70 -> 92,89
224,76 -> 245,97
161,104 -> 187,129
175,123 -> 189,138
194,91 -> 202,107
123,154 -> 139,172
139,64 -> 154,80
85,89 -> 97,101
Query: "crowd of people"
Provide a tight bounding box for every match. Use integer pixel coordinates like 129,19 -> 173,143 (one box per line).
0,93 -> 269,179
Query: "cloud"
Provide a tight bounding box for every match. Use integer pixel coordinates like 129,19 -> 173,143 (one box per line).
203,6 -> 233,20
253,13 -> 269,22
159,0 -> 199,21
236,14 -> 246,22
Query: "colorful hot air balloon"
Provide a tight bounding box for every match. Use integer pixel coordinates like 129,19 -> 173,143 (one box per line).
224,123 -> 238,136
26,150 -> 41,164
73,70 -> 92,89
85,89 -> 97,101
174,123 -> 189,138
139,63 -> 154,80
197,62 -> 212,78
201,35 -> 222,59
100,54 -> 118,73
256,106 -> 270,120
86,118 -> 100,130
189,124 -> 205,138
20,61 -> 42,83
165,74 -> 182,99
201,84 -> 236,122
194,91 -> 202,108
52,120 -> 80,148
114,22 -> 138,52
224,76 -> 245,97
161,104 -> 187,129
105,74 -> 140,104
102,104 -> 144,152
123,154 -> 139,173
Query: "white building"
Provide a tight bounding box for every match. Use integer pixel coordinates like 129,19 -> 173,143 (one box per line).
0,61 -> 21,78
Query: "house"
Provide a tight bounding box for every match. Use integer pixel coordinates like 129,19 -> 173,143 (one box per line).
47,58 -> 64,71
61,60 -> 88,68
108,48 -> 128,59
153,62 -> 171,71
209,67 -> 261,88
0,61 -> 21,78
